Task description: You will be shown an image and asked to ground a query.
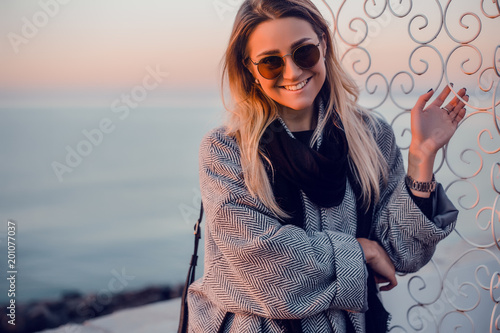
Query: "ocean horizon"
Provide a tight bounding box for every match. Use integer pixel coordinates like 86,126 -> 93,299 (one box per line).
0,104 -> 223,304
0,92 -> 496,306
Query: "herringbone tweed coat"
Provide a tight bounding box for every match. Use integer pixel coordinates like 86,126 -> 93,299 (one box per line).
188,113 -> 458,332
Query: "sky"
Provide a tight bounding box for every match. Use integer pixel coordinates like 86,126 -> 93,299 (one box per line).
1,0 -> 496,108
0,0 -> 238,107
0,0 -> 498,318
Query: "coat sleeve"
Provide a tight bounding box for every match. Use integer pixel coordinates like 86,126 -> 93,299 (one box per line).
371,118 -> 458,273
195,128 -> 368,319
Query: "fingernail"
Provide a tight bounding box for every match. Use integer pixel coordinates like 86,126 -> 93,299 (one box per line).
465,94 -> 469,98
464,87 -> 467,93
427,88 -> 433,93
450,82 -> 454,87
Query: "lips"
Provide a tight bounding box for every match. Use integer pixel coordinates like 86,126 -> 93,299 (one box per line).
280,77 -> 311,91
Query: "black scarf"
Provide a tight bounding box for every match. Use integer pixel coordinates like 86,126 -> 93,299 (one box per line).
259,110 -> 390,333
260,111 -> 348,228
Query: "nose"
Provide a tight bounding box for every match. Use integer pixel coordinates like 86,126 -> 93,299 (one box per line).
281,55 -> 303,80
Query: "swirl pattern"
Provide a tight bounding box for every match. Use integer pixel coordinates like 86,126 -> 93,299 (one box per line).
319,0 -> 500,331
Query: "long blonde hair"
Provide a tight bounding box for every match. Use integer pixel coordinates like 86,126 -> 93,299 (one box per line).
222,0 -> 388,217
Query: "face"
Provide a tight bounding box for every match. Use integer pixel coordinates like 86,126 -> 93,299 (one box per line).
246,17 -> 327,116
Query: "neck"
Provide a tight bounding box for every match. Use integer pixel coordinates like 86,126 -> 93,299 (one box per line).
279,104 -> 316,132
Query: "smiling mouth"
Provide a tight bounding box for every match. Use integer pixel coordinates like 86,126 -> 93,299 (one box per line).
281,77 -> 312,91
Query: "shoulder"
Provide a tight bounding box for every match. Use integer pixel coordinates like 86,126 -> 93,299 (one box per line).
199,126 -> 241,166
361,111 -> 396,145
357,110 -> 399,162
359,111 -> 393,138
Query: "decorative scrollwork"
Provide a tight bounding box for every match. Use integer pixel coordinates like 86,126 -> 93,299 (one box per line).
444,1 -> 482,44
481,0 -> 500,19
388,0 -> 413,18
363,0 -> 387,19
445,179 -> 480,210
406,304 -> 438,332
479,67 -> 499,93
360,72 -> 390,109
491,302 -> 500,332
440,249 -> 500,311
445,45 -> 483,108
407,260 -> 443,305
445,146 -> 483,180
408,0 -> 442,44
321,0 -> 500,330
494,77 -> 500,135
476,206 -> 498,233
389,71 -> 415,110
409,45 -> 444,79
490,271 -> 500,303
492,196 -> 500,251
492,162 -> 500,194
336,1 -> 369,46
388,325 -> 409,333
479,129 -> 500,154
390,110 -> 412,150
438,311 -> 475,332
341,46 -> 372,75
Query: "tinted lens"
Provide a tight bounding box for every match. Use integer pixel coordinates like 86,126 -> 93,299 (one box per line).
293,44 -> 320,69
258,56 -> 284,79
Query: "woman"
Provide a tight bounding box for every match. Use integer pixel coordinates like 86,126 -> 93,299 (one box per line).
188,0 -> 467,332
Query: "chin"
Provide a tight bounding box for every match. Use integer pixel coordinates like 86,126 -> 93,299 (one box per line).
279,99 -> 315,111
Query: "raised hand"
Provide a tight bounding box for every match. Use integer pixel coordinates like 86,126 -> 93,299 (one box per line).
406,85 -> 468,198
410,85 -> 468,157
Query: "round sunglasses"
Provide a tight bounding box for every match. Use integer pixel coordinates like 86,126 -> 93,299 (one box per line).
249,42 -> 321,80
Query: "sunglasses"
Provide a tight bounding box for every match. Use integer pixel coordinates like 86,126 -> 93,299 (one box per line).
249,42 -> 321,80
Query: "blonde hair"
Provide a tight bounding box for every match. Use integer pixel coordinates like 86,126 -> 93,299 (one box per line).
222,0 -> 388,217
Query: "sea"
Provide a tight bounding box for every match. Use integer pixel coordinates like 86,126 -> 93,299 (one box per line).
0,90 -> 497,311
0,103 -> 223,304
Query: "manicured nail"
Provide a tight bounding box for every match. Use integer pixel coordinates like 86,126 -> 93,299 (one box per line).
464,87 -> 467,93
450,82 -> 454,87
427,88 -> 433,93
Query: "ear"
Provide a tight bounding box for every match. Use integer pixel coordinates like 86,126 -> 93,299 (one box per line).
321,33 -> 327,57
244,59 -> 259,82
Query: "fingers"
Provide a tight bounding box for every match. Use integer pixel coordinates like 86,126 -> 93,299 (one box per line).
454,103 -> 467,123
379,277 -> 398,291
415,88 -> 435,111
442,87 -> 468,124
447,87 -> 467,110
431,84 -> 453,107
450,91 -> 468,123
357,238 -> 398,292
375,274 -> 398,291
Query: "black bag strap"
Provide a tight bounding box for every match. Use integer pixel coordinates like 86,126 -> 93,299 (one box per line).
177,202 -> 204,333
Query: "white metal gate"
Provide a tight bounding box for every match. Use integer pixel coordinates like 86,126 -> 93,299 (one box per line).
317,0 -> 500,331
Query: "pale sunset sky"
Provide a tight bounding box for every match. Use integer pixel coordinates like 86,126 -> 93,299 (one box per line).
0,0 -> 498,310
1,0 -> 239,107
0,0 -> 496,107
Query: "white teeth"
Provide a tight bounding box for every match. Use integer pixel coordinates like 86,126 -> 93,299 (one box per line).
284,79 -> 308,91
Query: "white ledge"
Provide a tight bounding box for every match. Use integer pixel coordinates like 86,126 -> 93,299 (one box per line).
39,298 -> 182,333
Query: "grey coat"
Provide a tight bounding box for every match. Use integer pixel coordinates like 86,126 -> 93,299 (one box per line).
188,114 -> 458,332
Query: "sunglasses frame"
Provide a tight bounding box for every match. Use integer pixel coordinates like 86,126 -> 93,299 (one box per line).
248,42 -> 321,80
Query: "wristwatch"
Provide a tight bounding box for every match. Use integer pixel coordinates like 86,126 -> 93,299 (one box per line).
405,174 -> 436,193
